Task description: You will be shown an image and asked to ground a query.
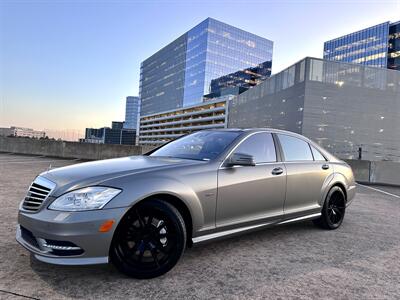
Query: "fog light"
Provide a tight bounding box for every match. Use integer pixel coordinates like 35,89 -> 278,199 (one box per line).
99,220 -> 115,232
43,243 -> 81,251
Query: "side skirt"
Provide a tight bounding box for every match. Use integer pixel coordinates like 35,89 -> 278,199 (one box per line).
277,212 -> 321,225
192,212 -> 321,244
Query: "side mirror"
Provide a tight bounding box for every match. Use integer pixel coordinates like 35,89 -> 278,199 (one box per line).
227,153 -> 256,167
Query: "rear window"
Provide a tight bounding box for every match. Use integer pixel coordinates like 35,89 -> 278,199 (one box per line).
277,134 -> 313,162
310,145 -> 326,161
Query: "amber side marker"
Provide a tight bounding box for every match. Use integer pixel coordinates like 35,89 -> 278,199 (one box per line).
99,220 -> 115,232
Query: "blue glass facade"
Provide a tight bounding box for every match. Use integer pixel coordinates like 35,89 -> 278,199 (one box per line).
140,18 -> 273,116
388,21 -> 400,71
209,60 -> 272,95
324,22 -> 389,68
124,96 -> 140,129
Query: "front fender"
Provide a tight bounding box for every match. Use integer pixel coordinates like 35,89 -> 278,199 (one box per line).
102,175 -> 206,233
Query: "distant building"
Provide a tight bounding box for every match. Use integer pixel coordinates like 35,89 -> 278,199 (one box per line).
139,96 -> 232,145
124,96 -> 140,129
324,20 -> 400,70
82,121 -> 136,145
139,17 -> 273,116
0,126 -> 46,139
111,121 -> 124,130
228,57 -> 400,162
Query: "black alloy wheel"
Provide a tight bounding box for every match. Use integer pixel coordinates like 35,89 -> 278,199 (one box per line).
313,186 -> 346,230
110,199 -> 186,279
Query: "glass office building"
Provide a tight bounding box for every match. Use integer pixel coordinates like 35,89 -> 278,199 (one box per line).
388,21 -> 400,71
124,96 -> 140,130
324,22 -> 389,68
229,57 -> 400,162
324,21 -> 400,71
139,18 -> 273,116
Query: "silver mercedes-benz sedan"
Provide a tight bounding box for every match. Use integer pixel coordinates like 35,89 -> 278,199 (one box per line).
17,129 -> 356,278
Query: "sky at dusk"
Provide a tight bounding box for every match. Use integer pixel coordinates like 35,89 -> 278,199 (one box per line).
1,0 -> 399,139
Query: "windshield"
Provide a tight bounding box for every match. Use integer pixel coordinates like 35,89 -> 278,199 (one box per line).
150,131 -> 241,161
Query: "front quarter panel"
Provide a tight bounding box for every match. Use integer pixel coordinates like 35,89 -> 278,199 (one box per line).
100,163 -> 219,235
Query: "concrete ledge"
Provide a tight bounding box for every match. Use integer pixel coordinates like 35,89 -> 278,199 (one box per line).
0,136 -> 153,160
344,159 -> 371,182
369,161 -> 400,186
345,159 -> 400,186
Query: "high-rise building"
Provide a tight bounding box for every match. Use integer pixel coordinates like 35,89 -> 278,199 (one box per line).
323,21 -> 400,70
124,96 -> 140,129
139,17 -> 273,116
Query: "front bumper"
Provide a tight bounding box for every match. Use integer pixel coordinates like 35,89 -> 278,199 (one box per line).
16,206 -> 129,265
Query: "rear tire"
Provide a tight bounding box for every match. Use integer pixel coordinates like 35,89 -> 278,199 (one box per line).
110,199 -> 186,279
313,186 -> 346,230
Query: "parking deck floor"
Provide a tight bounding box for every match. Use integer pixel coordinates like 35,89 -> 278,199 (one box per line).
0,153 -> 399,299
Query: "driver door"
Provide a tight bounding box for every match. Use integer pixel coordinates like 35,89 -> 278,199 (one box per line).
216,132 -> 286,228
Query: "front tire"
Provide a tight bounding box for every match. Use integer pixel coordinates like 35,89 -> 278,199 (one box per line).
313,186 -> 346,230
110,199 -> 186,279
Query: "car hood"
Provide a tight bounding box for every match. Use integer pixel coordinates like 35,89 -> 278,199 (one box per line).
41,155 -> 203,196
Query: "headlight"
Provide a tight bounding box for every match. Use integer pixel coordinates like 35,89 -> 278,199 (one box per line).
48,187 -> 121,211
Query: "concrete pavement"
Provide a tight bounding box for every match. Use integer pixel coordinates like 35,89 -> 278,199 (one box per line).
0,153 -> 399,299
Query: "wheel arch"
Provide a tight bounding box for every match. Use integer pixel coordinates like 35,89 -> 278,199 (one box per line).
322,180 -> 347,208
331,182 -> 347,202
113,193 -> 194,248
145,193 -> 194,247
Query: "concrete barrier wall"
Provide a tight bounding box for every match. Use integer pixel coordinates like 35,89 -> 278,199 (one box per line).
345,159 -> 400,186
0,137 -> 154,160
344,159 -> 371,182
369,161 -> 400,186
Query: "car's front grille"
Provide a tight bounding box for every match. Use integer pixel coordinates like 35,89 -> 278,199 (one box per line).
22,177 -> 56,212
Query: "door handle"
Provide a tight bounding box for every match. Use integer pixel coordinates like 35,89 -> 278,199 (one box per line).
271,167 -> 284,175
322,164 -> 330,170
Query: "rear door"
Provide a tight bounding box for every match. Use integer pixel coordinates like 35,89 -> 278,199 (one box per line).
276,134 -> 333,217
216,132 -> 286,227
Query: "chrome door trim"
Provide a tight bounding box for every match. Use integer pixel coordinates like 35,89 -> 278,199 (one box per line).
219,161 -> 283,170
192,221 -> 273,243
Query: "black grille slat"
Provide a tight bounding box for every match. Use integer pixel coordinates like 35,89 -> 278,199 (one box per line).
22,180 -> 54,212
23,200 -> 42,206
29,188 -> 48,196
27,193 -> 46,200
31,183 -> 51,191
24,199 -> 43,205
